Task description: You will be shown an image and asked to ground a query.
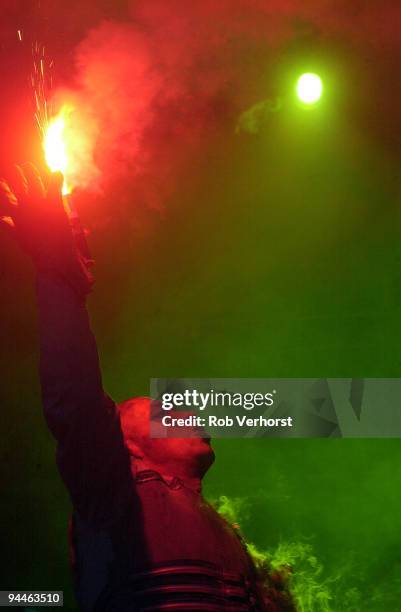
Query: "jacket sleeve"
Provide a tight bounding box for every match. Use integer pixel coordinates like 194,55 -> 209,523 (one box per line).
37,271 -> 132,526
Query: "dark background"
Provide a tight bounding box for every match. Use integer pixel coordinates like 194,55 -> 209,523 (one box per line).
0,1 -> 400,609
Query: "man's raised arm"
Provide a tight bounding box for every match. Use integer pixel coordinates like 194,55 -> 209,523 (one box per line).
0,165 -> 131,523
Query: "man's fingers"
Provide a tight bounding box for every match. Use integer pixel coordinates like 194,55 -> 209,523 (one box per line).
0,216 -> 16,228
9,164 -> 28,201
0,216 -> 16,240
0,179 -> 18,217
21,162 -> 45,200
47,171 -> 65,209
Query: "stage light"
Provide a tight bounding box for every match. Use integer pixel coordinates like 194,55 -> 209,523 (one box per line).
296,73 -> 323,105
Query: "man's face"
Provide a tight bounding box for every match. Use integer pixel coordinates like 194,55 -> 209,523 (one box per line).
118,397 -> 215,479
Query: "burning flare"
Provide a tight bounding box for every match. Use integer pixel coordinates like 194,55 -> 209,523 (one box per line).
44,106 -> 71,195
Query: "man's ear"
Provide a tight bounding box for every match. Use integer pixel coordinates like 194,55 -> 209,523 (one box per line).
123,436 -> 145,460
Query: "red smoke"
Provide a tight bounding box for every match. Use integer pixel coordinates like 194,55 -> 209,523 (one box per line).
46,0 -> 399,209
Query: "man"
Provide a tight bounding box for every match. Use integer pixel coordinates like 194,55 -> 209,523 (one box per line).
0,165 -> 294,611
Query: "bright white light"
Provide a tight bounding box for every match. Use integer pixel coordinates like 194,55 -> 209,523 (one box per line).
296,73 -> 323,104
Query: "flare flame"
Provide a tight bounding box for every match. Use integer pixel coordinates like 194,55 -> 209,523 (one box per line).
44,106 -> 72,195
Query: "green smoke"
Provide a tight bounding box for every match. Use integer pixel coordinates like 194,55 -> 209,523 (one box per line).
213,495 -> 350,612
236,97 -> 283,134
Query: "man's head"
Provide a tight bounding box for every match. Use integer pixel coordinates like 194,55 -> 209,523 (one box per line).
117,397 -> 215,481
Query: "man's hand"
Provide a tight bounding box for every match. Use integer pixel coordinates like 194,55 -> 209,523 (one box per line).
0,163 -> 93,296
0,163 -> 69,260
